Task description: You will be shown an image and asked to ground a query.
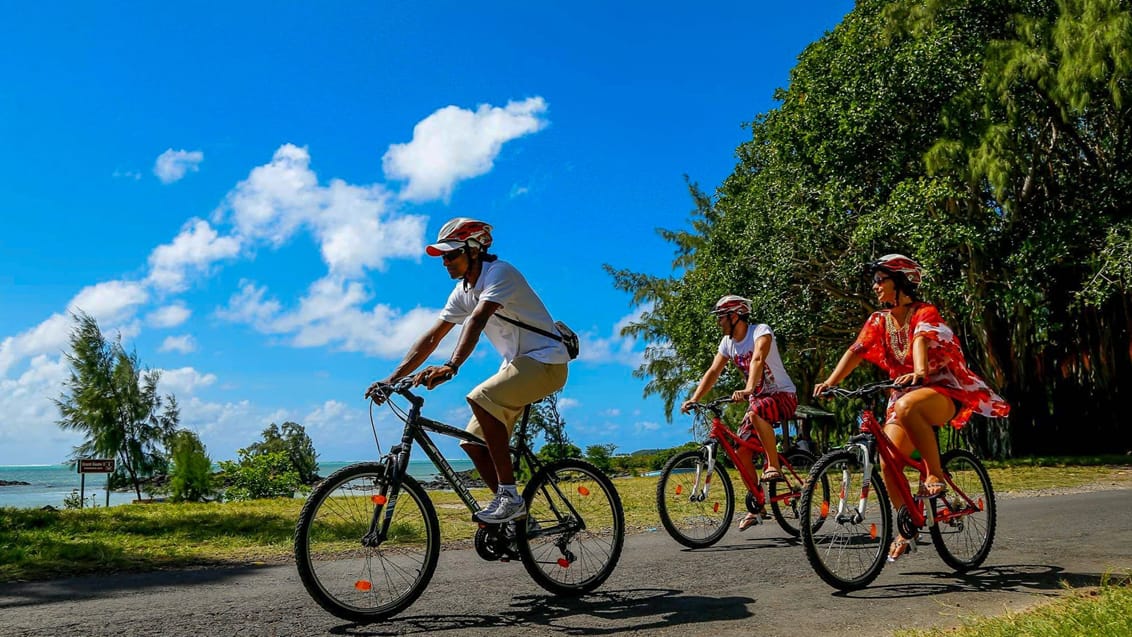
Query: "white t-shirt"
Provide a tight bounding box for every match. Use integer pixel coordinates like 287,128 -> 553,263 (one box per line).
718,323 -> 796,395
438,259 -> 570,366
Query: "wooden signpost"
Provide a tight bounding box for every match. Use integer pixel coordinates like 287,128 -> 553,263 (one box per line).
77,458 -> 115,508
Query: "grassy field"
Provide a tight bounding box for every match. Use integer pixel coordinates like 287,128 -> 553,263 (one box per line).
2,460 -> 1129,583
2,461 -> 1129,635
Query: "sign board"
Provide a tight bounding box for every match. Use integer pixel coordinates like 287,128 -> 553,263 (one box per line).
78,459 -> 115,474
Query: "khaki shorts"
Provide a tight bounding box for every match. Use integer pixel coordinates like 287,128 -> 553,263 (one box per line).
465,356 -> 569,442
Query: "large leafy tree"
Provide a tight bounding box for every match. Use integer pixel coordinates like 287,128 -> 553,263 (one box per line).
609,0 -> 1132,457
56,313 -> 179,499
246,422 -> 320,484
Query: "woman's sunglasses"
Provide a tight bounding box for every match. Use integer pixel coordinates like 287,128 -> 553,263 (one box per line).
441,248 -> 466,262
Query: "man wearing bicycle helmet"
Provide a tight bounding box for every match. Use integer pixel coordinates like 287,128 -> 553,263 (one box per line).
366,217 -> 570,525
813,254 -> 1009,560
681,295 -> 798,531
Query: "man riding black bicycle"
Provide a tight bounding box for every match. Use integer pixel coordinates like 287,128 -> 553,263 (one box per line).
366,217 -> 570,525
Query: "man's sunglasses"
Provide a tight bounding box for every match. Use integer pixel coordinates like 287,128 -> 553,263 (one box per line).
441,248 -> 466,262
872,273 -> 893,285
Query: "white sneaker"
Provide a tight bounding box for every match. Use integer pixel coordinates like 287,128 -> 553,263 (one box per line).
474,492 -> 527,524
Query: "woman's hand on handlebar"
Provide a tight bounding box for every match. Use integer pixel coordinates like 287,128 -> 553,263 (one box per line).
680,399 -> 696,414
893,371 -> 926,387
813,381 -> 834,398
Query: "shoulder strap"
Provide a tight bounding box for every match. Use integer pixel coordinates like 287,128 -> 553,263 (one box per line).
494,313 -> 563,342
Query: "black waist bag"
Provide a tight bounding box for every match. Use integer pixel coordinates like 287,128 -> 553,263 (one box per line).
495,314 -> 579,360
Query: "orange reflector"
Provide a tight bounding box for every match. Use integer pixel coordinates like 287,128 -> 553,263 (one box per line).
372,494 -> 387,505
821,501 -> 829,517
869,523 -> 877,539
675,485 -> 683,495
557,558 -> 570,568
713,502 -> 719,513
354,580 -> 373,591
578,486 -> 590,496
978,498 -> 984,511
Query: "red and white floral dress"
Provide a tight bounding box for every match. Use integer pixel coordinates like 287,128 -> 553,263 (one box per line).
849,302 -> 1010,428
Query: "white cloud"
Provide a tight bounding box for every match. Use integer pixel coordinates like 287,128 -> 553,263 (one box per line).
558,397 -> 580,410
217,276 -> 445,357
158,367 -> 216,396
579,305 -> 651,367
154,148 -> 204,184
383,97 -> 549,202
147,218 -> 242,292
159,334 -> 196,354
221,144 -> 426,277
147,303 -> 192,328
635,420 -> 661,433
113,169 -> 142,180
68,280 -> 149,324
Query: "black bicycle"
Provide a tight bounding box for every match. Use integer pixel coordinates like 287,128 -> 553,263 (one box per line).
294,377 -> 625,622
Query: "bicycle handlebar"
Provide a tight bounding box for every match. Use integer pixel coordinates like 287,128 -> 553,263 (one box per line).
817,381 -> 903,399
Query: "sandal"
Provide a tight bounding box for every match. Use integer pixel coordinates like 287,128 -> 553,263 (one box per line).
916,480 -> 948,500
738,512 -> 761,531
761,467 -> 784,483
887,535 -> 915,562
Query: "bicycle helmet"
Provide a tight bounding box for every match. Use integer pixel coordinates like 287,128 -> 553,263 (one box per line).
710,295 -> 752,316
425,218 -> 494,256
870,254 -> 922,285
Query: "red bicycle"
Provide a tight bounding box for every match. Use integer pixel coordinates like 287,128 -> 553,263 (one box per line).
655,396 -> 823,548
800,382 -> 997,590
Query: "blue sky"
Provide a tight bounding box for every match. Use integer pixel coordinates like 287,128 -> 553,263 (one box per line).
0,2 -> 853,466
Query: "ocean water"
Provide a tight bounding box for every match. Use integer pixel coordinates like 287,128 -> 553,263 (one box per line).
0,459 -> 475,509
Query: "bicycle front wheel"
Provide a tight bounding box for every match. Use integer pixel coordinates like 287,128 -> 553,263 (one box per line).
656,448 -> 735,548
800,450 -> 892,591
929,449 -> 996,572
294,463 -> 440,622
769,449 -> 820,537
519,458 -> 624,596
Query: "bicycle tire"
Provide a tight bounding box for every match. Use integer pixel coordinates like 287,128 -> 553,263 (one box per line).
800,450 -> 892,591
295,462 -> 440,622
656,448 -> 735,548
518,458 -> 625,595
929,449 -> 996,572
769,449 -> 819,537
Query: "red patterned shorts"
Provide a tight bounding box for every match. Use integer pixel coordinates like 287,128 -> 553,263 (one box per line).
738,392 -> 798,440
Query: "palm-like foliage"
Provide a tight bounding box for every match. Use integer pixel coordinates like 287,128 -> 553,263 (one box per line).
55,313 -> 179,500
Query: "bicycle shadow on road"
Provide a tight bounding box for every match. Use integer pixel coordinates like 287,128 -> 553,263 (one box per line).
830,563 -> 1111,600
328,587 -> 756,636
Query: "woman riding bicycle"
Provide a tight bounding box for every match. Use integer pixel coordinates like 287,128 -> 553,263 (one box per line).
812,254 -> 1009,561
681,295 -> 798,531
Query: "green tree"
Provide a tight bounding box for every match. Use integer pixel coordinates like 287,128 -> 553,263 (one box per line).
522,392 -> 572,454
168,430 -> 215,503
246,422 -> 320,484
584,443 -> 617,474
608,0 -> 1132,458
218,449 -> 301,501
55,313 -> 179,499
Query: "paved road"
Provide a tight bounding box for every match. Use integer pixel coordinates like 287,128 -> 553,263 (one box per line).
2,489 -> 1130,637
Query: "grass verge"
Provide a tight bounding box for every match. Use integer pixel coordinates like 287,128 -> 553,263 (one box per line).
1,463 -> 1129,582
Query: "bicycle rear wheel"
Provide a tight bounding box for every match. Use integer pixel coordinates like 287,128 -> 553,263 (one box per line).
929,449 -> 996,572
769,449 -> 820,537
656,448 -> 735,548
295,463 -> 440,622
518,458 -> 624,595
800,450 -> 892,591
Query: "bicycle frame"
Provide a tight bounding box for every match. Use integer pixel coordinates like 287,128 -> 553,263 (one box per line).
364,388 -> 578,546
691,403 -> 806,510
842,403 -> 985,531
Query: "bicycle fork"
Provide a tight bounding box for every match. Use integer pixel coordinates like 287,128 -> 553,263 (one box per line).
689,444 -> 718,502
836,441 -> 875,525
362,448 -> 409,547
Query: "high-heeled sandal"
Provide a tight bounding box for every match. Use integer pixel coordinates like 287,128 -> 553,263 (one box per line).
887,535 -> 917,562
